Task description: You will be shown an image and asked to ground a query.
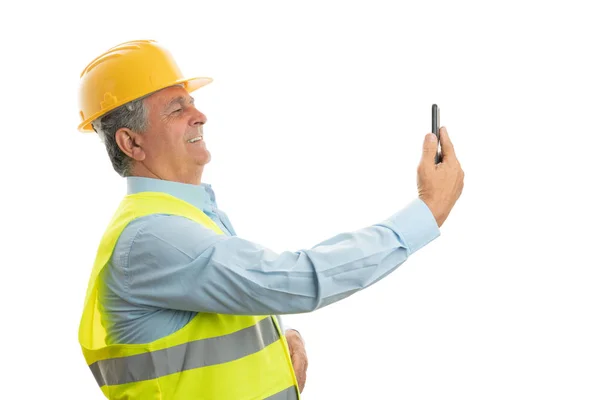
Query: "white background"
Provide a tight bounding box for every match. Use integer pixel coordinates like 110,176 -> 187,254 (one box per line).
1,0 -> 599,399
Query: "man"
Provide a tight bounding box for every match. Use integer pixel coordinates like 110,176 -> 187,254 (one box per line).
77,40 -> 464,400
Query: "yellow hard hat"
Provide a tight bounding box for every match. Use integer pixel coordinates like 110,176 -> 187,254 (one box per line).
77,39 -> 213,132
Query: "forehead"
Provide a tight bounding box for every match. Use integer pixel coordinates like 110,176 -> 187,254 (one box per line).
146,85 -> 191,108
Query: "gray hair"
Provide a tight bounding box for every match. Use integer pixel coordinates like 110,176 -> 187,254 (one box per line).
91,97 -> 149,177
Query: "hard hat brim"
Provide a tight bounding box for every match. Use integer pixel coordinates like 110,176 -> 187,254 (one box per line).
78,76 -> 213,133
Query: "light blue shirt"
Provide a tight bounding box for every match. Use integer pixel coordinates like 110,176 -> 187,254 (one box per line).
99,177 -> 440,344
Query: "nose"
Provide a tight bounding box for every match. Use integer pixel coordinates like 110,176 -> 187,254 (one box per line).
191,108 -> 207,126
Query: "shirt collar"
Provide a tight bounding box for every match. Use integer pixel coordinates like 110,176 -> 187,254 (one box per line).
126,176 -> 216,212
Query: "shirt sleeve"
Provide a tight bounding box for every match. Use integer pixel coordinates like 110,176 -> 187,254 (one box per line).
117,198 -> 440,315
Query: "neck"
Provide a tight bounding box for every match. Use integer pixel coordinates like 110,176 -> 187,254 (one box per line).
130,163 -> 203,185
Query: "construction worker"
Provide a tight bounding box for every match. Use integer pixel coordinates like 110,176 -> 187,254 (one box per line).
77,39 -> 464,399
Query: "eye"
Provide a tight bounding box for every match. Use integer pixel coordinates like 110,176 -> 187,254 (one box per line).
171,108 -> 182,114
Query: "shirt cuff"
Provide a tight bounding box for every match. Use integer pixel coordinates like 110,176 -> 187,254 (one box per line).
383,198 -> 441,255
278,316 -> 304,344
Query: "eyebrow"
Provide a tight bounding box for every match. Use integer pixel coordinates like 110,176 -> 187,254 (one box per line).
164,96 -> 195,110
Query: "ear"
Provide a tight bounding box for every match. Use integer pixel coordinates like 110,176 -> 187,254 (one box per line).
115,128 -> 146,161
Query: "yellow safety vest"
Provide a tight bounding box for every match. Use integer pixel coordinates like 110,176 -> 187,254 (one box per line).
78,191 -> 300,399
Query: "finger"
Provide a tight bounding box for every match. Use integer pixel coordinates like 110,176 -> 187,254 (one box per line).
291,355 -> 306,374
298,375 -> 306,393
420,133 -> 438,165
291,354 -> 299,373
439,127 -> 456,162
292,359 -> 306,392
291,358 -> 303,381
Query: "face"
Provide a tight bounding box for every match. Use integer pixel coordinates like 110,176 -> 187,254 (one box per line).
118,85 -> 210,184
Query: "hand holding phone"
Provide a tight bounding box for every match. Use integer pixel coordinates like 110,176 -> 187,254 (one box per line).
432,104 -> 442,164
419,106 -> 465,227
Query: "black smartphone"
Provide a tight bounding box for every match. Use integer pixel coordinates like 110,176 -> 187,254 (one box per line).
432,104 -> 442,164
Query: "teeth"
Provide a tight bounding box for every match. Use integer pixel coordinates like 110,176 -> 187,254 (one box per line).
188,136 -> 203,143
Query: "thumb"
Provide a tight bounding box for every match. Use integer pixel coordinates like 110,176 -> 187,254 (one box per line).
421,133 -> 438,164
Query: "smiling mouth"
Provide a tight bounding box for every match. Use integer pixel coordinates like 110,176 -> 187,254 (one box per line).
187,135 -> 204,143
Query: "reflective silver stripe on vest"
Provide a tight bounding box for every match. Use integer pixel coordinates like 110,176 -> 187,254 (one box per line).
264,386 -> 299,400
90,317 -> 280,387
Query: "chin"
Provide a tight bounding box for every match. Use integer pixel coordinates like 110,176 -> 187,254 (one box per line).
198,151 -> 211,165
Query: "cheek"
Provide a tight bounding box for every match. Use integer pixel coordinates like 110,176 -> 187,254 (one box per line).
142,133 -> 175,160
155,126 -> 185,149
166,127 -> 191,158
144,120 -> 189,158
